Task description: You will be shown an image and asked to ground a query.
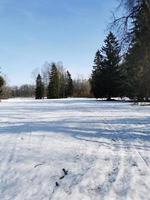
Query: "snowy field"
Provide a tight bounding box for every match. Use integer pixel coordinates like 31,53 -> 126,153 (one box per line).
0,98 -> 150,200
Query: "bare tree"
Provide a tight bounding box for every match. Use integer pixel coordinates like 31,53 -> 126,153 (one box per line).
41,62 -> 51,87
31,67 -> 40,82
73,76 -> 91,97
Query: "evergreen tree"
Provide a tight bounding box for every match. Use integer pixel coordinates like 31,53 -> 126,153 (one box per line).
114,0 -> 150,101
47,63 -> 59,99
123,1 -> 150,101
0,74 -> 5,100
91,50 -> 103,98
35,74 -> 44,99
65,71 -> 73,97
91,32 -> 122,100
58,68 -> 66,98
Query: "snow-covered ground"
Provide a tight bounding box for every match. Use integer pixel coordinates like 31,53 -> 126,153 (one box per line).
0,98 -> 150,200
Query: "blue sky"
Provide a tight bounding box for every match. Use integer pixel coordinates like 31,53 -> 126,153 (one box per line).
0,0 -> 118,86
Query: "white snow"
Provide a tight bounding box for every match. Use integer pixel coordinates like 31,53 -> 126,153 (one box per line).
0,98 -> 150,200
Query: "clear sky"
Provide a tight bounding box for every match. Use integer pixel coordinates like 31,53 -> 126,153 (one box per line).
0,0 -> 118,86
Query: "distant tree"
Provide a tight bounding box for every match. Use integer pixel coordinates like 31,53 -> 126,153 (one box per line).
90,50 -> 103,98
19,84 -> 35,97
0,75 -> 5,100
11,86 -> 19,97
2,86 -> 11,99
57,64 -> 66,98
65,71 -> 73,97
35,74 -> 44,99
41,62 -> 51,87
41,62 -> 51,97
73,77 -> 91,97
91,32 -> 122,100
47,63 -> 59,99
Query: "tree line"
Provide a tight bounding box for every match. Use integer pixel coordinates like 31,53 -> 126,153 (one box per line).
91,0 -> 150,101
0,63 -> 91,100
0,84 -> 35,99
35,62 -> 92,99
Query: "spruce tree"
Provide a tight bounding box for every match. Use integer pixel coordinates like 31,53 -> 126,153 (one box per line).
47,63 -> 59,99
58,69 -> 66,98
91,50 -> 103,98
114,0 -> 150,101
124,1 -> 150,101
65,71 -> 73,97
35,74 -> 44,99
91,32 -> 121,100
0,73 -> 5,100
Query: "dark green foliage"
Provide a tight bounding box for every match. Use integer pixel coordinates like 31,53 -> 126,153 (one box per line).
58,71 -> 66,98
47,63 -> 59,99
122,1 -> 150,101
47,63 -> 74,99
0,75 -> 5,99
65,71 -> 73,97
91,50 -> 103,98
35,74 -> 44,99
91,32 -> 122,100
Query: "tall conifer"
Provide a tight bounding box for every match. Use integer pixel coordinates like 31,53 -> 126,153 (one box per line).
91,32 -> 121,100
35,74 -> 44,99
47,63 -> 59,99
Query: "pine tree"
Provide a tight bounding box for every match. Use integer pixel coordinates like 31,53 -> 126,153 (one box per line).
0,74 -> 5,100
91,32 -> 121,100
124,1 -> 150,101
114,0 -> 150,101
65,71 -> 73,97
47,63 -> 59,99
91,50 -> 103,98
35,74 -> 44,99
58,67 -> 66,98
